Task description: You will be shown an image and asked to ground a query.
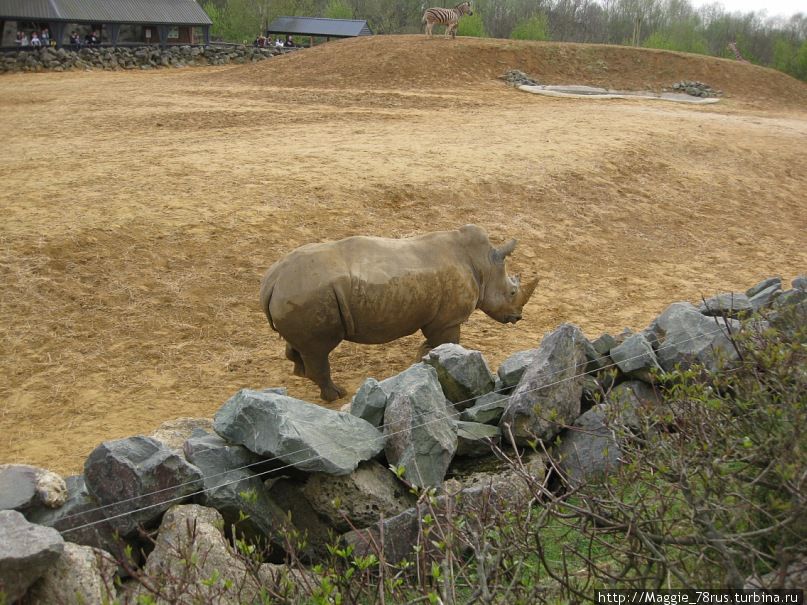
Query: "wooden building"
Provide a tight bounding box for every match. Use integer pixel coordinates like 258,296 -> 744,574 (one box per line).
0,0 -> 212,48
266,16 -> 372,47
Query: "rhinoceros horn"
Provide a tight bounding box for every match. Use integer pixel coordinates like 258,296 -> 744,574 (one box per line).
491,238 -> 518,265
517,277 -> 539,306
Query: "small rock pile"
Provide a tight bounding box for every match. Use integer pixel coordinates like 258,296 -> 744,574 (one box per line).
0,44 -> 280,74
500,69 -> 540,87
671,80 -> 721,97
0,274 -> 805,601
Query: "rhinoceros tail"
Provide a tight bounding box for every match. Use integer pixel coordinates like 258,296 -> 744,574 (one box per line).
259,271 -> 277,332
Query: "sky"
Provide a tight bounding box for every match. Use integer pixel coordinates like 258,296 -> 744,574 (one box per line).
688,0 -> 805,19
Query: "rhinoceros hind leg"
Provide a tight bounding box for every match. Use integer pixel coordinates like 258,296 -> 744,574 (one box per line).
285,342 -> 306,377
300,351 -> 346,402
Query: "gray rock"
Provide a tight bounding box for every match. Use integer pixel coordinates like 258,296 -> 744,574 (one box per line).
0,464 -> 67,512
496,348 -> 540,391
345,453 -> 545,565
0,509 -> 65,602
792,275 -> 807,291
301,460 -> 416,532
460,391 -> 509,425
554,404 -> 622,487
607,381 -> 661,426
456,421 -> 501,457
650,302 -> 740,373
699,292 -> 753,318
772,288 -> 807,309
214,389 -> 384,476
383,364 -> 457,488
183,432 -> 292,549
591,333 -> 618,356
499,323 -> 588,446
745,554 -> 807,589
25,542 -> 117,605
749,283 -> 782,311
609,332 -> 661,379
583,337 -> 611,372
149,417 -> 214,453
746,276 -> 781,298
83,436 -> 204,536
350,378 -> 388,428
124,504 -> 265,604
422,343 -> 495,409
27,475 -> 126,560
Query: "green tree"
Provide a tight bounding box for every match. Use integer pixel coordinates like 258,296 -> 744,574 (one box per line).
324,0 -> 353,19
457,12 -> 487,37
510,13 -> 550,40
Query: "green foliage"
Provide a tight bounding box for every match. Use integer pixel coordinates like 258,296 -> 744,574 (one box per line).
643,23 -> 709,55
457,12 -> 487,38
510,13 -> 551,41
324,0 -> 353,20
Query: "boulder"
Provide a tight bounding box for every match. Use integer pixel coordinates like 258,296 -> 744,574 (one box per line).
383,364 -> 457,488
554,404 -> 623,487
0,464 -> 67,512
345,453 -> 545,565
746,277 -> 781,298
83,436 -> 204,536
183,432 -> 292,550
607,380 -> 661,423
745,554 -> 807,589
214,390 -> 384,476
456,421 -> 501,457
350,378 -> 388,428
649,302 -> 740,373
0,509 -> 64,602
301,460 -> 416,532
460,391 -> 509,425
698,292 -> 753,318
149,417 -> 214,453
749,283 -> 782,311
496,348 -> 540,392
123,504 -> 266,604
772,288 -> 807,309
591,333 -> 618,356
422,343 -> 495,409
27,475 -> 127,561
791,275 -> 807,291
609,332 -> 661,380
25,542 -> 117,605
499,323 -> 588,446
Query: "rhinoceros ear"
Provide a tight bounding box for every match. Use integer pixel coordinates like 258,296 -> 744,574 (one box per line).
491,238 -> 517,265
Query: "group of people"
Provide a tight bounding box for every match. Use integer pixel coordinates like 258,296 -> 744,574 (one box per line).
254,34 -> 296,48
15,28 -> 54,47
15,28 -> 101,47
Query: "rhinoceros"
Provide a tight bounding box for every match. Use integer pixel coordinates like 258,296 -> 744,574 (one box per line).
259,225 -> 538,402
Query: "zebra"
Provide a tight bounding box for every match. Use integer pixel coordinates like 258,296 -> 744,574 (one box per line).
422,2 -> 473,39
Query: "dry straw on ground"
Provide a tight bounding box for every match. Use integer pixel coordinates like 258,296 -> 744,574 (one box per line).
1,36 -> 806,474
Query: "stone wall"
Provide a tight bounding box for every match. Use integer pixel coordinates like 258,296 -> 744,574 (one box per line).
0,44 -> 282,74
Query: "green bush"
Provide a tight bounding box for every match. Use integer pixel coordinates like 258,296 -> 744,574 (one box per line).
457,13 -> 487,38
511,14 -> 551,41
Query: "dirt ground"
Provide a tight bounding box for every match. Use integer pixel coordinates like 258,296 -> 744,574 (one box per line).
1,35 -> 806,475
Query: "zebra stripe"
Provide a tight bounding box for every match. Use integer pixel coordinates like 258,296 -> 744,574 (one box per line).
422,2 -> 473,39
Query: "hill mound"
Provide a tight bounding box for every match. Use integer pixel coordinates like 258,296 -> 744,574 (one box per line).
209,35 -> 807,107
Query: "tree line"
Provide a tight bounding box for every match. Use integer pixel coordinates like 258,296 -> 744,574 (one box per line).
201,0 -> 807,80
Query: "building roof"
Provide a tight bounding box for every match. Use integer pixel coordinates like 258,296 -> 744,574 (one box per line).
0,0 -> 212,25
266,17 -> 372,38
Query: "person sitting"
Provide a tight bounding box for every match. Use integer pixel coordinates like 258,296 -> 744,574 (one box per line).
283,35 -> 295,47
69,31 -> 80,46
30,32 -> 42,47
15,31 -> 23,46
274,36 -> 284,48
88,30 -> 100,45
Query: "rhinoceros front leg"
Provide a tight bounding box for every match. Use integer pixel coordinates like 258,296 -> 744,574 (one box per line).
300,350 -> 346,402
418,324 -> 461,359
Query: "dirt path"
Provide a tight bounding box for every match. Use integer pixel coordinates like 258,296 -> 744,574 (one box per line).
1,37 -> 806,474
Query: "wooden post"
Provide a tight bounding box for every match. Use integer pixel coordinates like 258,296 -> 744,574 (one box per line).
309,35 -> 313,47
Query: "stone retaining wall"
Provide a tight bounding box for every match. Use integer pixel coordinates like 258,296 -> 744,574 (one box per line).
1,44 -> 282,74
